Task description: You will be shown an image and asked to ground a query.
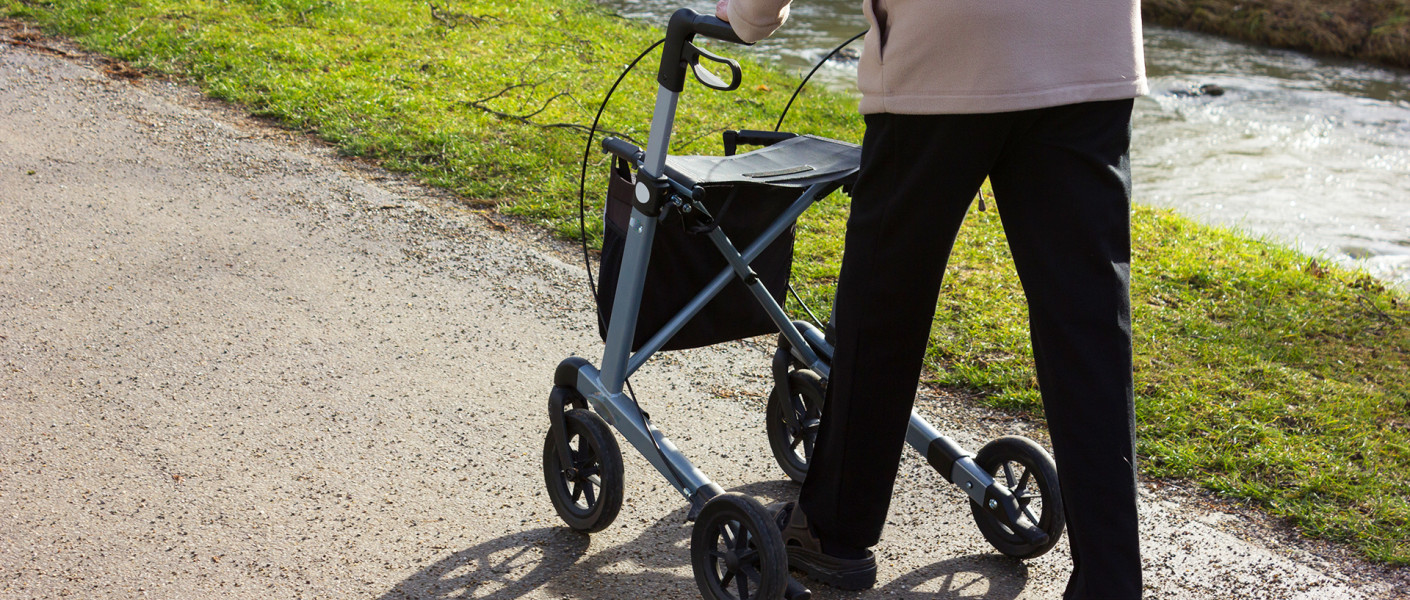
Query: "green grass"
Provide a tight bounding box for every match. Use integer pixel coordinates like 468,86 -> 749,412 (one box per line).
6,0 -> 1410,565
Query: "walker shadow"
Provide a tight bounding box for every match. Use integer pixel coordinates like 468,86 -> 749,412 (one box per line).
375,527 -> 590,600
535,480 -> 807,598
872,554 -> 1029,600
377,480 -> 1030,599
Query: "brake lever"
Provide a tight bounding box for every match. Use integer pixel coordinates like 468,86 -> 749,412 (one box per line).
685,42 -> 742,92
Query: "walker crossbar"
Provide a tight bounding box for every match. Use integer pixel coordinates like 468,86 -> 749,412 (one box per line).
625,184 -> 835,379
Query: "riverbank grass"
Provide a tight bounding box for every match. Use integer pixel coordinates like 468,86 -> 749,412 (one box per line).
6,0 -> 1409,565
1143,0 -> 1410,68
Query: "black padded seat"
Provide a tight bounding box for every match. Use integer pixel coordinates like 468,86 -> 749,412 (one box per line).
663,134 -> 861,190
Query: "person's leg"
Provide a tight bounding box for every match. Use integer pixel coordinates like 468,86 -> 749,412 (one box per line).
987,99 -> 1142,599
798,112 -> 1007,550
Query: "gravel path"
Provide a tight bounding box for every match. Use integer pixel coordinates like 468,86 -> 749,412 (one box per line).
1,31 -> 1404,599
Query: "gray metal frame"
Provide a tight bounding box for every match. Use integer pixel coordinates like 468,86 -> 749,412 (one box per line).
557,82 -> 1015,513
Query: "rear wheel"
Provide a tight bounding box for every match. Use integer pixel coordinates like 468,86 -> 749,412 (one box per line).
765,369 -> 824,483
543,408 -> 623,533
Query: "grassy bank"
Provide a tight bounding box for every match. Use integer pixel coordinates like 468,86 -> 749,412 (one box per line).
5,0 -> 1409,565
1144,0 -> 1410,69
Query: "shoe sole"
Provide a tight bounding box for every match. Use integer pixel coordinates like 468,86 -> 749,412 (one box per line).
786,546 -> 877,591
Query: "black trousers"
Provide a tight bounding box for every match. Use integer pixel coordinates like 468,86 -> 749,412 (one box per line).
796,100 -> 1142,599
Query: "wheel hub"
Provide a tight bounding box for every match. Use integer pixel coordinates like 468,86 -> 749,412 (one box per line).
723,549 -> 741,571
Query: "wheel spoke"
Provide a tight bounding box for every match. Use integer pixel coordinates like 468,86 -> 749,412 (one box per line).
570,481 -> 583,503
1023,505 -> 1041,525
790,394 -> 807,416
736,569 -> 751,600
1015,468 -> 1034,495
1001,462 -> 1018,487
583,481 -> 597,505
720,568 -> 735,589
720,522 -> 738,548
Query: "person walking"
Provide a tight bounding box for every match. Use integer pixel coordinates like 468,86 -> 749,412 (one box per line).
717,0 -> 1147,598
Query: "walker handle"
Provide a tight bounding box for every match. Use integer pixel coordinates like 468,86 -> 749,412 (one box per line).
601,137 -> 643,165
676,9 -> 744,45
659,8 -> 749,93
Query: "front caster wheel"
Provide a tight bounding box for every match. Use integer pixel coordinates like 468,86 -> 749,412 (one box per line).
691,493 -> 789,600
543,408 -> 623,533
969,436 -> 1065,559
766,369 -> 824,483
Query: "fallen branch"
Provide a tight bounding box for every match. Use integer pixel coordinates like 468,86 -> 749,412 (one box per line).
478,212 -> 508,231
428,3 -> 497,29
467,78 -> 568,114
466,84 -> 642,146
1357,294 -> 1406,324
2,36 -> 74,57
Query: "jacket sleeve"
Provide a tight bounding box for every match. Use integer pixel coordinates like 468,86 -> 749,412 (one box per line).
726,0 -> 792,43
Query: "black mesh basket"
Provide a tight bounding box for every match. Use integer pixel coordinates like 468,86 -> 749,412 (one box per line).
597,157 -> 796,352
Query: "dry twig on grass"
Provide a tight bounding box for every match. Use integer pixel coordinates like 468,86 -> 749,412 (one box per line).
466,82 -> 642,146
428,3 -> 497,29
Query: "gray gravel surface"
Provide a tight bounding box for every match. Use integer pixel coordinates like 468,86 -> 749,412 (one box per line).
2,33 -> 1405,599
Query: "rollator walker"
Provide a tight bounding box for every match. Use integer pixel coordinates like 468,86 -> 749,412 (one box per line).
541,9 -> 1065,600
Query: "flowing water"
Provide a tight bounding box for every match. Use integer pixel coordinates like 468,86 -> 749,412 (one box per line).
605,1 -> 1410,288
1140,29 -> 1410,288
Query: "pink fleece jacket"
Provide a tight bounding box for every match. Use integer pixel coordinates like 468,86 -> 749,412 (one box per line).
726,0 -> 1148,114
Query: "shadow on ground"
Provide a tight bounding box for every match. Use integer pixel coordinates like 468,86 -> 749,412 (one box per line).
874,554 -> 1029,599
378,481 -> 1031,599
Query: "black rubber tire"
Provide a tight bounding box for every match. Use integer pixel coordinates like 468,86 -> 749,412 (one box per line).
691,493 -> 789,600
968,436 -> 1065,559
765,369 -> 824,483
543,408 -> 624,533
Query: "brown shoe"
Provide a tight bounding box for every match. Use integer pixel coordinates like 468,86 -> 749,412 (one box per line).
772,502 -> 877,590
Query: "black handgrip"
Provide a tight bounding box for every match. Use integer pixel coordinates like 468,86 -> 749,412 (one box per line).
658,8 -> 750,93
723,130 -> 796,156
601,136 -> 643,164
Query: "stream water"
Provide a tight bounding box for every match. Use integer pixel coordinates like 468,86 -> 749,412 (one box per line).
606,1 -> 1410,288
